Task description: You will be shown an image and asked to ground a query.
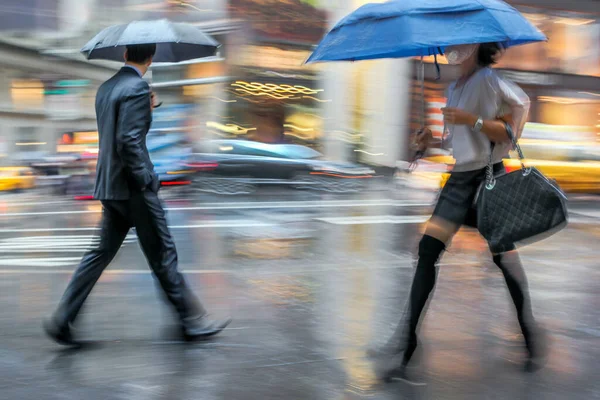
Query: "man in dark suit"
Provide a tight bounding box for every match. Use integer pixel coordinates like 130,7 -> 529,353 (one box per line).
44,44 -> 230,345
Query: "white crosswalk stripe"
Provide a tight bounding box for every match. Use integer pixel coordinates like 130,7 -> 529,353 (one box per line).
0,257 -> 82,267
0,234 -> 138,267
0,234 -> 137,254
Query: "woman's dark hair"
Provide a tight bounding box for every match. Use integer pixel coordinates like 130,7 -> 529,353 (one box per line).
125,44 -> 157,63
477,42 -> 503,67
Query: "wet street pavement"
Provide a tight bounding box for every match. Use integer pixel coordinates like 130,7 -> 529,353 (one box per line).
0,187 -> 598,400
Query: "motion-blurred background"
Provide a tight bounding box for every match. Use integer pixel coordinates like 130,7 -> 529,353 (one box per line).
0,0 -> 599,196
1,2 -> 599,399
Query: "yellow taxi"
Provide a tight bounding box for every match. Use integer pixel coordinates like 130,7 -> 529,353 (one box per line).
502,158 -> 600,193
0,167 -> 37,192
433,123 -> 600,193
437,156 -> 600,193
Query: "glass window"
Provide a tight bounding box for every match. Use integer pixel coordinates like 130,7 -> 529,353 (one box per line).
496,11 -> 600,77
419,10 -> 600,77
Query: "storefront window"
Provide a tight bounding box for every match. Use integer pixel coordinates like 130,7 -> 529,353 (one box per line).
496,11 -> 600,77
15,126 -> 44,153
11,80 -> 44,109
419,10 -> 600,77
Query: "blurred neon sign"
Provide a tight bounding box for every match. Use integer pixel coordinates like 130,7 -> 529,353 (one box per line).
233,46 -> 319,72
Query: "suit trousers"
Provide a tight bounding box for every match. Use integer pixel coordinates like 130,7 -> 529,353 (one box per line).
54,190 -> 205,327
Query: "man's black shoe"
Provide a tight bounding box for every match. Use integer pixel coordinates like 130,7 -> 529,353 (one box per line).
43,318 -> 79,347
181,315 -> 231,341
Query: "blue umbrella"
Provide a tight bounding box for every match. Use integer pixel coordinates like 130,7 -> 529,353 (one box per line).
306,0 -> 546,63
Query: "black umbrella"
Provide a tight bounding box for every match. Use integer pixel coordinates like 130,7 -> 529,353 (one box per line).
80,19 -> 220,63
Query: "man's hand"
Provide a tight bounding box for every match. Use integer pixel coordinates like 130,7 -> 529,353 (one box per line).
414,127 -> 433,153
441,107 -> 477,126
150,92 -> 162,109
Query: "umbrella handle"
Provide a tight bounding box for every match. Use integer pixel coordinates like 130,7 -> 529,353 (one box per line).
419,56 -> 425,129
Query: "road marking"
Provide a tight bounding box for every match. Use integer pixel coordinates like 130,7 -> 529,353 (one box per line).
571,210 -> 600,219
1,210 -> 93,217
0,227 -> 99,233
0,257 -> 82,267
0,234 -> 137,253
0,200 -> 73,207
0,261 -> 484,274
0,220 -> 275,233
0,214 -> 431,233
317,215 -> 430,225
170,221 -> 276,228
0,269 -> 229,273
0,213 -> 594,235
0,199 -> 432,217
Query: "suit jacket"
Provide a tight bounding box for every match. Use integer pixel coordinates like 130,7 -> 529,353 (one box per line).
93,67 -> 158,200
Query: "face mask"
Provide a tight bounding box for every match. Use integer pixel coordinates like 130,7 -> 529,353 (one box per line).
445,44 -> 478,65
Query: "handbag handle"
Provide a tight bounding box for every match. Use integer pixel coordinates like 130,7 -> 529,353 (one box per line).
485,122 -> 528,190
504,122 -> 526,163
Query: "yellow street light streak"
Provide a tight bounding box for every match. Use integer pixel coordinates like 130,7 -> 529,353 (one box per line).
208,96 -> 236,103
354,149 -> 384,156
234,88 -> 291,100
283,124 -> 314,132
206,121 -> 257,135
303,96 -> 332,102
16,142 -> 46,146
232,81 -> 324,96
283,131 -> 314,140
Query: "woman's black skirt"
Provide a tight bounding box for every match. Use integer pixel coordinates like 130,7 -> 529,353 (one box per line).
432,162 -> 505,228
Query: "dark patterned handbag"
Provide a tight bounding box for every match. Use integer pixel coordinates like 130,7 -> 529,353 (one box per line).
475,123 -> 569,253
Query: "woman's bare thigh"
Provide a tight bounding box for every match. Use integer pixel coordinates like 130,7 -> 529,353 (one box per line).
424,216 -> 461,245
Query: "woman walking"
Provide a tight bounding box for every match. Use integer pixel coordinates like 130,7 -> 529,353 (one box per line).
378,42 -> 546,383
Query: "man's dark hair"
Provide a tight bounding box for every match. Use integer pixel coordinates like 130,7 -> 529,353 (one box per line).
477,42 -> 503,67
125,44 -> 156,63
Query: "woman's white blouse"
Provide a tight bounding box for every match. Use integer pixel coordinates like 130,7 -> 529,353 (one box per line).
445,68 -> 530,172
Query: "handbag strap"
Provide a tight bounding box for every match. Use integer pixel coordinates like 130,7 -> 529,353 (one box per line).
485,122 -> 527,189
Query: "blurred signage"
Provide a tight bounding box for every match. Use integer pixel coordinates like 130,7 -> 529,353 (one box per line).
138,0 -> 226,22
233,45 -> 318,71
500,71 -> 560,86
73,131 -> 98,144
56,80 -> 90,87
187,62 -> 225,79
228,0 -> 326,44
11,80 -> 44,108
44,89 -> 69,95
58,131 -> 98,153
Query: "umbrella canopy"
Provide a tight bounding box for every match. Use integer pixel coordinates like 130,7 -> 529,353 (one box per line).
81,19 -> 220,63
306,0 -> 546,63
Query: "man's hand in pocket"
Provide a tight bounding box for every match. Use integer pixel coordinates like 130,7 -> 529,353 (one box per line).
151,174 -> 161,193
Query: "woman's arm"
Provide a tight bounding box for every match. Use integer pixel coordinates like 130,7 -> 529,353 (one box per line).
441,107 -> 514,143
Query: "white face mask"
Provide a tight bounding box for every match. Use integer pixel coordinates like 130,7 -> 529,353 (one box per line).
445,44 -> 479,65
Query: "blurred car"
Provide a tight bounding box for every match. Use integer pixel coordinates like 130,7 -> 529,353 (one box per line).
502,158 -> 600,193
0,167 -> 36,192
434,156 -> 600,193
61,138 -> 195,199
151,145 -> 195,188
30,158 -> 95,197
185,140 -> 376,194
